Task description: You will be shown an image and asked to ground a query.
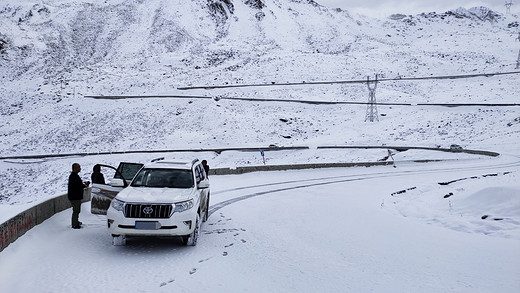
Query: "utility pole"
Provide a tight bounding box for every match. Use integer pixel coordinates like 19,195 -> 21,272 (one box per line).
365,74 -> 379,122
505,1 -> 513,15
516,31 -> 520,69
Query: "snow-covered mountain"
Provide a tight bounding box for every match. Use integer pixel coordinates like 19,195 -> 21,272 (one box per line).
1,1 -> 516,82
0,0 -> 519,204
1,0 -> 360,79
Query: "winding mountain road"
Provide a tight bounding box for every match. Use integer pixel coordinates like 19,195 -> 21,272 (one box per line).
1,154 -> 518,292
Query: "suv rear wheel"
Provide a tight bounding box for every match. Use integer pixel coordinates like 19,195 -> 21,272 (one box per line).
203,196 -> 209,222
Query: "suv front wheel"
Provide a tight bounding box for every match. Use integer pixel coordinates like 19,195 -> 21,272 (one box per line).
112,235 -> 126,246
183,213 -> 201,246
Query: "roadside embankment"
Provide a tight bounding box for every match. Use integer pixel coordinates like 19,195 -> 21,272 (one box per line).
0,190 -> 90,253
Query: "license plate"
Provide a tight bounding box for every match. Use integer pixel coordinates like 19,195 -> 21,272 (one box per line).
135,221 -> 161,230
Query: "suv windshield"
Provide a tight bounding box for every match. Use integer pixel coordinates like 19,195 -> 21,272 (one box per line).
131,169 -> 194,188
114,162 -> 144,181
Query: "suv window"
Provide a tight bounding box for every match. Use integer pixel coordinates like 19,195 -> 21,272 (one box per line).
131,168 -> 194,188
114,162 -> 144,180
194,164 -> 205,184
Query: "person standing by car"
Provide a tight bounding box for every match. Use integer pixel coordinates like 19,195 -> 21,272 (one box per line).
201,160 -> 210,178
68,163 -> 89,229
91,164 -> 105,184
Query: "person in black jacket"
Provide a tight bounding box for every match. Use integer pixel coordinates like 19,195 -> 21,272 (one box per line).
68,163 -> 89,229
91,164 -> 105,184
201,160 -> 210,178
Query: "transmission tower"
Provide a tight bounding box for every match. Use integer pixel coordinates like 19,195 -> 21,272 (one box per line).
365,74 -> 379,122
506,1 -> 513,14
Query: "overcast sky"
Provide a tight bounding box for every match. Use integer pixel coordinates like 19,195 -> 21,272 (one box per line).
317,0 -> 515,18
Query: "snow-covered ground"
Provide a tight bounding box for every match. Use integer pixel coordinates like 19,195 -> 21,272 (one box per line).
0,0 -> 519,292
1,159 -> 519,292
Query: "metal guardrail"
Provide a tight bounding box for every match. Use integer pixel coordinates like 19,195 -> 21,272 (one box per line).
0,145 -> 499,161
0,146 -> 309,160
316,146 -> 500,157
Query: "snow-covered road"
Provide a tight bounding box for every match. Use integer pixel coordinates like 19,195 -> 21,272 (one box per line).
1,159 -> 519,292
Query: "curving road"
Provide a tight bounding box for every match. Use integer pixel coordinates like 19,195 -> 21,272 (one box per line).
0,154 -> 519,292
208,153 -> 520,217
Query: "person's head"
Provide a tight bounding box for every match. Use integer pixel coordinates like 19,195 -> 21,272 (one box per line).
72,163 -> 81,173
93,164 -> 101,173
201,160 -> 207,166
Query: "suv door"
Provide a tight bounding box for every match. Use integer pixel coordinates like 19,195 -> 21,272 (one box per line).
194,163 -> 210,221
91,162 -> 143,215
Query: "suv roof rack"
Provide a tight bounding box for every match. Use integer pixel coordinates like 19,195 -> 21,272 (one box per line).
145,159 -> 200,169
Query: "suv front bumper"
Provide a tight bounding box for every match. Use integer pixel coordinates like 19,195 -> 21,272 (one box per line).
107,207 -> 197,237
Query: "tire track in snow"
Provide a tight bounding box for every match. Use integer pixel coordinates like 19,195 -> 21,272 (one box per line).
208,155 -> 520,218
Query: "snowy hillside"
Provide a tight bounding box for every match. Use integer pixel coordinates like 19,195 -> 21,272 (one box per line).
0,0 -> 519,205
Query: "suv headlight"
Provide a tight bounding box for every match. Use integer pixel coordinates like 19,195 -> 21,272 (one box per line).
111,198 -> 125,212
174,199 -> 194,213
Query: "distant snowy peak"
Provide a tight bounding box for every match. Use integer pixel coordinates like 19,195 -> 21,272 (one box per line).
448,7 -> 502,22
424,6 -> 502,22
390,6 -> 503,23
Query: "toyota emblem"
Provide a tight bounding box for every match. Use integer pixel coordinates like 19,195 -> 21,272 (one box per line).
143,206 -> 153,215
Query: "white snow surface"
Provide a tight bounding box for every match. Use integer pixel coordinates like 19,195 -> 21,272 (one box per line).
0,0 -> 520,292
1,161 -> 520,292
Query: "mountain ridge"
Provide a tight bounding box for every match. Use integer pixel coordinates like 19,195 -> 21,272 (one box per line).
1,1 -> 513,81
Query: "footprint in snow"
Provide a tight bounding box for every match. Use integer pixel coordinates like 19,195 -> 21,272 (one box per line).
198,257 -> 212,263
159,279 -> 175,287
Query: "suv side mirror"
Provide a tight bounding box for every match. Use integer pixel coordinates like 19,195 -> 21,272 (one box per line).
109,178 -> 126,187
198,179 -> 210,189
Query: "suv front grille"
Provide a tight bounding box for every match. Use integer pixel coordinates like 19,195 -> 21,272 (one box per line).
124,204 -> 173,219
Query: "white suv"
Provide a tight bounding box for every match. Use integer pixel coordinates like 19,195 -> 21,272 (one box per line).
107,159 -> 210,246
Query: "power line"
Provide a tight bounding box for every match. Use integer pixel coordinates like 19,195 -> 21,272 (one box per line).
177,71 -> 520,90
